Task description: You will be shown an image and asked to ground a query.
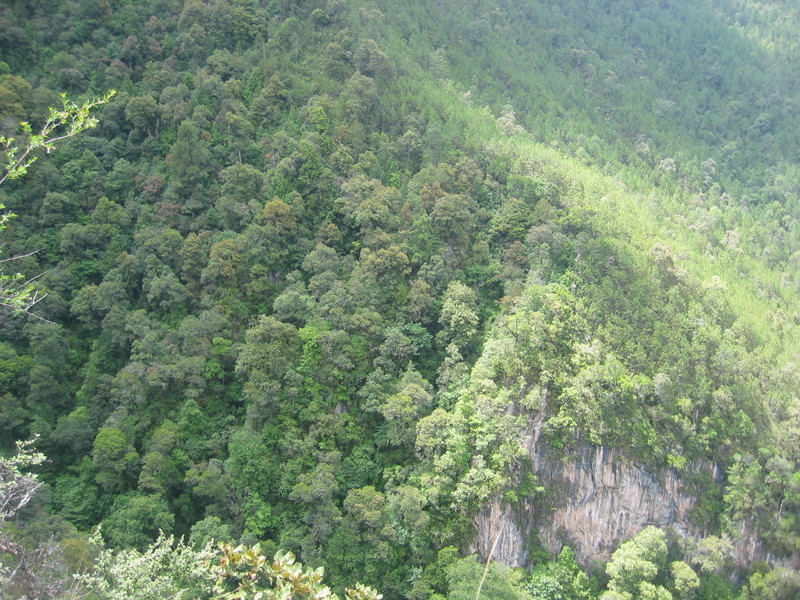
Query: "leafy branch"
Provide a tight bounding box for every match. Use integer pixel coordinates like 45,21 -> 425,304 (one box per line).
0,91 -> 115,185
0,91 -> 114,320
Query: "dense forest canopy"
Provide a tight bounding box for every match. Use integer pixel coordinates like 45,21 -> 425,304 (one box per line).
1,0 -> 799,598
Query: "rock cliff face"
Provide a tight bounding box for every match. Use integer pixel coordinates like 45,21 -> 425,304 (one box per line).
472,442 -> 719,568
471,500 -> 530,568
471,439 -> 793,569
534,445 -> 704,563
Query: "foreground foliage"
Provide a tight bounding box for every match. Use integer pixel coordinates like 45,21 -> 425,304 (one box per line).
78,534 -> 382,600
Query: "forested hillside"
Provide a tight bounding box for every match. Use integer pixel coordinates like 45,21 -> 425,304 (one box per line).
1,0 -> 799,598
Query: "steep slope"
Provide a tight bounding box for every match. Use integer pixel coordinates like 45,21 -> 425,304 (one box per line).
368,0 -> 800,567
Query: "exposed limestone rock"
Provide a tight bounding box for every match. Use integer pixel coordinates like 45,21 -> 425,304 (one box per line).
534,445 -> 702,563
470,500 -> 530,567
472,442 -> 719,567
471,439 -> 792,569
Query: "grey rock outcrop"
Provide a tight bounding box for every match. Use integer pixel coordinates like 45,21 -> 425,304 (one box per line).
471,438 -> 793,569
534,445 -> 704,562
472,442 -> 719,567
